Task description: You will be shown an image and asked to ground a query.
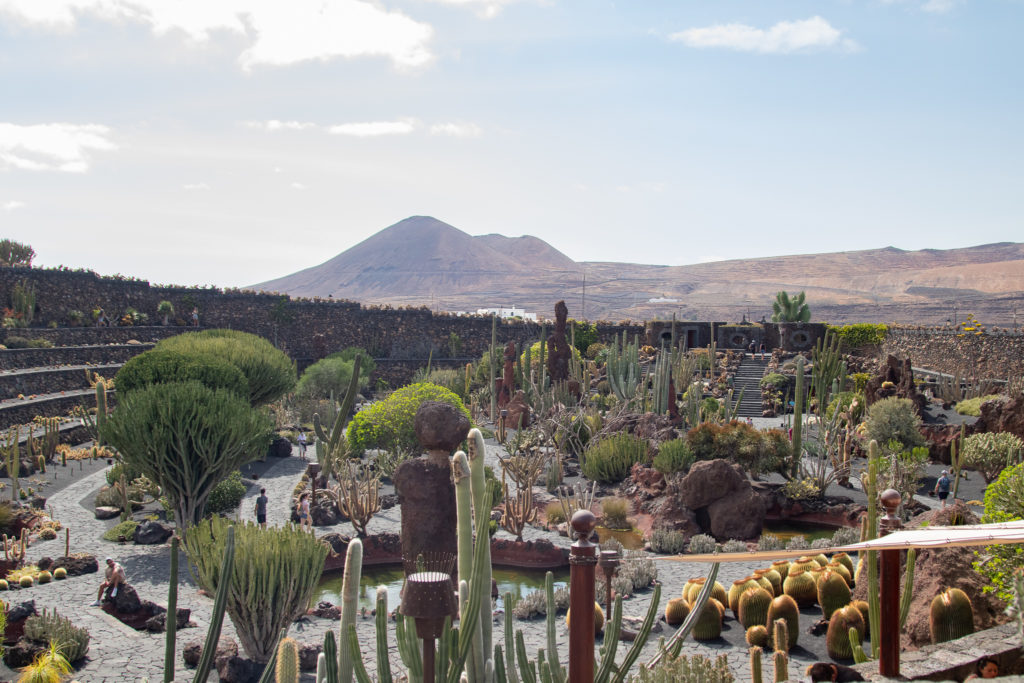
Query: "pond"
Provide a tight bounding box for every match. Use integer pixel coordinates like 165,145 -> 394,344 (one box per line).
595,526 -> 645,550
315,566 -> 571,612
761,521 -> 839,544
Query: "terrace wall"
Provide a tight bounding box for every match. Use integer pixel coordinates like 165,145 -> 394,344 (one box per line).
882,328 -> 1024,380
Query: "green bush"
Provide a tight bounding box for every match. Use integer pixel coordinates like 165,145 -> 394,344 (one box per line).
156,329 -> 296,406
649,528 -> 687,554
685,422 -> 788,476
206,470 -> 247,515
102,520 -> 139,542
781,478 -> 821,501
864,397 -> 925,450
955,394 -> 1006,417
346,382 -> 470,455
2,336 -> 53,349
826,391 -> 865,422
653,439 -> 694,475
519,341 -> 582,378
976,462 -> 1024,602
423,368 -> 469,401
585,342 -> 607,360
105,462 -> 144,487
582,433 -> 649,484
600,497 -> 631,529
759,372 -> 790,390
24,610 -> 90,663
826,323 -> 888,349
115,349 -> 249,398
962,431 -> 1024,483
296,356 -> 359,401
688,534 -> 717,554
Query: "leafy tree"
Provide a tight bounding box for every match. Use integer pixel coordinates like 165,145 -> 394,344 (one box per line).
100,381 -> 273,527
347,382 -> 469,455
327,346 -> 376,377
0,239 -> 34,267
156,329 -> 295,406
115,349 -> 249,398
771,291 -> 811,322
296,356 -> 361,401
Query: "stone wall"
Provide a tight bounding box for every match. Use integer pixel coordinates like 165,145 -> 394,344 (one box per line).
0,364 -> 122,400
882,328 -> 1024,380
0,344 -> 154,371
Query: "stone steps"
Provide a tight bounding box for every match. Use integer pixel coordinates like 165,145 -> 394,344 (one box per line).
733,356 -> 771,417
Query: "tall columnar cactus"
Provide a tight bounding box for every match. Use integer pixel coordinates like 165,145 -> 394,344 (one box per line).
95,381 -> 108,442
651,347 -> 673,415
750,646 -> 763,683
275,638 -> 300,683
864,440 -> 881,659
929,588 -> 975,644
192,525 -> 235,683
900,548 -> 917,629
951,424 -> 965,500
3,426 -> 20,503
772,649 -> 788,682
849,627 -> 869,664
791,356 -> 804,478
490,315 -> 498,420
606,332 -> 641,405
337,539 -> 363,683
165,535 -> 179,683
313,355 -> 362,475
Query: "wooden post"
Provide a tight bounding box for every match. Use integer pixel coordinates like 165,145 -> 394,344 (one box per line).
878,489 -> 904,678
569,510 -> 597,683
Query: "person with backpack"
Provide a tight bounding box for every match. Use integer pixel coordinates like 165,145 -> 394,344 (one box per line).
934,470 -> 952,508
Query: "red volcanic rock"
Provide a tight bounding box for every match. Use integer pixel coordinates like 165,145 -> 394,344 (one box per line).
864,355 -> 927,414
976,395 -> 1024,442
490,538 -> 569,570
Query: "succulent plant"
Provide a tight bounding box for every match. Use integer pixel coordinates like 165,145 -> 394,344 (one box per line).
0,579 -> 8,590
833,552 -> 854,576
665,598 -> 691,626
782,569 -> 817,608
766,595 -> 800,651
817,569 -> 852,620
729,577 -> 762,617
746,625 -> 769,648
565,601 -> 605,634
53,567 -> 67,580
929,588 -> 974,644
826,605 -> 865,660
811,553 -> 829,568
751,572 -> 774,596
19,575 -> 33,588
851,600 -> 870,632
827,561 -> 852,587
771,560 -> 790,581
691,599 -> 723,641
739,587 -> 774,629
761,568 -> 783,596
37,570 -> 52,584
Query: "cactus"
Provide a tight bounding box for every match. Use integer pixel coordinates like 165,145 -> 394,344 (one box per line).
728,577 -> 761,617
490,315 -> 498,419
817,569 -> 852,620
900,548 -> 917,630
951,424 -> 965,500
791,356 -> 804,477
665,598 -> 690,626
826,605 -> 865,660
164,535 -> 179,683
53,568 -> 66,580
862,439 -> 882,659
565,602 -> 605,634
337,539 -> 362,683
37,454 -> 46,474
192,525 -> 235,683
766,595 -> 799,652
651,346 -> 673,415
929,588 -> 974,643
849,627 -> 869,664
320,631 -> 340,683
826,562 -> 852,587
833,552 -> 854,577
275,638 -> 300,683
738,587 -> 773,630
761,569 -> 782,596
751,572 -> 774,596
772,649 -> 788,682
690,599 -> 723,641
746,625 -> 769,648
607,332 -> 642,406
782,569 -> 817,608
771,560 -> 790,581
313,354 -> 362,475
750,646 -> 763,683
2,426 -> 20,503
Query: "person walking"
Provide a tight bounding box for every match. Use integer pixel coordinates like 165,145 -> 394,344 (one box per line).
92,557 -> 126,605
758,341 -> 767,360
254,487 -> 269,530
190,307 -> 199,327
297,431 -> 307,460
297,492 -> 312,532
934,470 -> 952,508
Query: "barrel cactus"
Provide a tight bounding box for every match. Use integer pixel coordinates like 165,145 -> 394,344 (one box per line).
782,569 -> 817,607
771,559 -> 790,581
566,601 -> 605,634
827,561 -> 852,587
665,597 -> 691,626
19,576 -> 33,588
0,579 -> 8,590
929,588 -> 974,644
746,624 -> 770,648
851,600 -> 870,631
790,557 -> 818,574
691,599 -> 723,641
817,569 -> 851,620
53,568 -> 67,580
729,577 -> 762,617
752,572 -> 774,596
833,552 -> 854,576
37,570 -> 52,585
812,552 -> 829,568
826,605 -> 865,660
766,595 -> 800,651
761,568 -> 783,596
738,586 -> 774,630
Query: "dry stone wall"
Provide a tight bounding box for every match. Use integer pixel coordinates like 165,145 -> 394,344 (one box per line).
882,328 -> 1024,380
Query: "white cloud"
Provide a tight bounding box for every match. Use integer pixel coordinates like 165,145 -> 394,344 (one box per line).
290,181 -> 307,190
182,182 -> 210,191
882,0 -> 962,13
0,122 -> 116,172
419,0 -> 519,20
430,122 -> 482,137
244,120 -> 317,132
0,0 -> 434,70
328,120 -> 418,137
3,200 -> 25,211
670,16 -> 857,54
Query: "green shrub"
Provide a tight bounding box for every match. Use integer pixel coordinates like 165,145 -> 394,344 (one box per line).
423,368 -> 469,401
653,438 -> 694,475
2,336 -> 53,349
685,422 -> 788,476
757,534 -> 783,551
759,373 -> 790,390
600,497 -> 631,529
347,382 -> 470,455
545,502 -> 567,526
295,356 -> 359,401
649,528 -> 687,554
976,462 -> 1024,602
826,391 -> 865,423
156,329 -> 296,406
688,534 -> 717,554
585,342 -> 607,360
786,535 -> 810,550
864,397 -> 925,450
105,462 -> 144,487
102,520 -> 139,542
206,470 -> 246,515
851,372 -> 871,393
955,394 -> 1006,417
519,341 -> 582,378
826,323 -> 888,349
582,433 -> 649,484
962,431 -> 1024,483
781,478 -> 820,501
23,609 -> 90,663
326,347 -> 376,377
721,539 -> 748,554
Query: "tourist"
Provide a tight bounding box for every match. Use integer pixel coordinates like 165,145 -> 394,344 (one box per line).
96,308 -> 108,327
966,657 -> 999,679
748,339 -> 757,357
190,307 -> 199,327
254,487 -> 269,530
297,431 -> 307,460
806,662 -> 865,682
92,557 -> 126,605
297,492 -> 312,532
758,341 -> 767,360
934,469 -> 951,508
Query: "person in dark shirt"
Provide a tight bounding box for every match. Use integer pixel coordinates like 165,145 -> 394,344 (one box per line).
934,470 -> 951,508
254,487 -> 269,529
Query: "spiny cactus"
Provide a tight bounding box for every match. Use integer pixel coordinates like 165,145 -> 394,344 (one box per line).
728,577 -> 761,617
773,649 -> 789,683
771,560 -> 790,581
760,568 -> 782,596
746,625 -> 769,648
791,356 -> 804,478
826,605 -> 865,660
782,569 -> 817,608
690,599 -> 723,641
750,647 -> 763,683
826,561 -> 852,587
164,535 -> 178,683
930,588 -> 975,644
817,569 -> 852,620
275,638 -> 300,683
665,598 -> 690,626
565,602 -> 605,634
899,548 -> 917,630
738,587 -> 773,630
766,595 -> 799,652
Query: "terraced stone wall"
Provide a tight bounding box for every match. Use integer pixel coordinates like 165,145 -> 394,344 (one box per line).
882,328 -> 1024,380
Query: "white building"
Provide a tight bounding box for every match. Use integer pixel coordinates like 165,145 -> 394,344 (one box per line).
476,305 -> 538,321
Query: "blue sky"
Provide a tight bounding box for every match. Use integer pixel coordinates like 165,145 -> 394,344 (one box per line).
1,0 -> 1021,288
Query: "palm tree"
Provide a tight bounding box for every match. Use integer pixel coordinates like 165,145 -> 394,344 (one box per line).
771,291 -> 811,322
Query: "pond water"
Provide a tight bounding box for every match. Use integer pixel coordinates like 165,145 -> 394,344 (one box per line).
761,521 -> 838,544
315,566 -> 571,612
595,526 -> 645,550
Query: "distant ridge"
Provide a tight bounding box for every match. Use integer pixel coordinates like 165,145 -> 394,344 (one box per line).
253,216 -> 1024,325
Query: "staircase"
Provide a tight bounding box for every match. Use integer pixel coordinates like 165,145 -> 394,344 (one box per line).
733,355 -> 771,418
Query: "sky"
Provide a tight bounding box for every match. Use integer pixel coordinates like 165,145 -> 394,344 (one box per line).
1,0 -> 1022,289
